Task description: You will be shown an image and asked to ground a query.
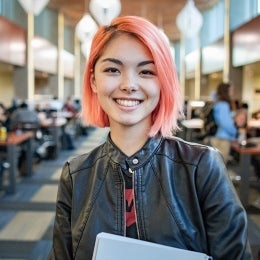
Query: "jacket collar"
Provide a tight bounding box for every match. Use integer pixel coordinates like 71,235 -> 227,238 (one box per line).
105,133 -> 163,171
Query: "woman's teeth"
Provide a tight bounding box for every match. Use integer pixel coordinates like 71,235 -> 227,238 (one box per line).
116,99 -> 140,107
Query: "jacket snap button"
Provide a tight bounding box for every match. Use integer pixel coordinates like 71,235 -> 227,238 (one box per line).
132,158 -> 138,164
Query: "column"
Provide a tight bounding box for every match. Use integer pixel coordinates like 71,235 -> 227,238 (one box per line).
180,34 -> 186,98
223,0 -> 230,83
14,12 -> 35,101
194,37 -> 202,100
57,12 -> 64,100
27,12 -> 34,100
74,34 -> 81,98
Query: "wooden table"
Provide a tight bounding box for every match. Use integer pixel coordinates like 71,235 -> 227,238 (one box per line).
0,131 -> 34,194
231,138 -> 260,208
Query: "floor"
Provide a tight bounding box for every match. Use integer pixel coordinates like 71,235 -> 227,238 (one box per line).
0,127 -> 259,259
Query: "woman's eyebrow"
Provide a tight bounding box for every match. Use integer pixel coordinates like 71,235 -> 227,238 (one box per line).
101,58 -> 122,65
101,58 -> 154,67
138,60 -> 154,67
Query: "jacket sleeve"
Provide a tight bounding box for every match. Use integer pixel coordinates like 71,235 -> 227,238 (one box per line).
49,162 -> 73,259
196,147 -> 252,259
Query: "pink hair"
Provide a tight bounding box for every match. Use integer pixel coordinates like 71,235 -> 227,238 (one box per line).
82,15 -> 183,137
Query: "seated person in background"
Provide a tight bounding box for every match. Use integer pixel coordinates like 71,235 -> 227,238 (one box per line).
251,155 -> 260,180
0,103 -> 11,131
9,102 -> 41,175
236,103 -> 248,128
252,110 -> 260,120
10,102 -> 40,131
249,109 -> 260,179
61,97 -> 78,150
0,103 -> 10,187
63,96 -> 78,117
250,109 -> 260,137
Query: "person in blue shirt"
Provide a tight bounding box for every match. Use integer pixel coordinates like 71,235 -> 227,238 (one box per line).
211,82 -> 243,163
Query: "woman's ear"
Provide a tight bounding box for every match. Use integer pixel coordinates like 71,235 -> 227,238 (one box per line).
90,70 -> 97,93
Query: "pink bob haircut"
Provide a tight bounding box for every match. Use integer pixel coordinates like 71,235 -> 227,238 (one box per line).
82,15 -> 183,137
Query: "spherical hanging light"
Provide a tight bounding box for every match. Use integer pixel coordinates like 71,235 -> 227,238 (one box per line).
17,0 -> 49,15
176,0 -> 203,38
81,40 -> 92,59
76,13 -> 98,43
89,0 -> 121,25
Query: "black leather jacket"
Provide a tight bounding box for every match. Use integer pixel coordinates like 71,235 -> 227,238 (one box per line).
51,134 -> 252,260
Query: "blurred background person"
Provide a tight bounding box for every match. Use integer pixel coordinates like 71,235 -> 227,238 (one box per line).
9,101 -> 40,131
0,103 -> 10,130
210,82 -> 245,163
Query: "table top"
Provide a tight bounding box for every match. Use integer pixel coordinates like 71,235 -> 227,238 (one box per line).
181,118 -> 204,129
0,131 -> 34,146
40,117 -> 67,128
231,138 -> 260,155
248,119 -> 260,129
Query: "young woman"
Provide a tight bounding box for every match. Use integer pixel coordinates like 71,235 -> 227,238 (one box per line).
50,16 -> 252,259
211,82 -> 242,163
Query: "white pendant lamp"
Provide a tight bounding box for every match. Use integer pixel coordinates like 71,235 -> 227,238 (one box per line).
76,13 -> 98,43
81,40 -> 92,59
17,0 -> 49,15
176,0 -> 203,38
89,0 -> 121,25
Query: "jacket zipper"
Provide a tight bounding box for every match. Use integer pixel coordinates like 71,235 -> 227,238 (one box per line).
129,167 -> 140,239
118,168 -> 127,237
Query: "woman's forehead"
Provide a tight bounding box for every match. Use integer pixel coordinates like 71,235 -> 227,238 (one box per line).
100,34 -> 152,59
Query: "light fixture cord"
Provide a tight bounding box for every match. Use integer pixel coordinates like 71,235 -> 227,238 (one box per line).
84,0 -> 87,12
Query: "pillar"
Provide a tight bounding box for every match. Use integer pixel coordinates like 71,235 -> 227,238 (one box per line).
57,12 -> 64,100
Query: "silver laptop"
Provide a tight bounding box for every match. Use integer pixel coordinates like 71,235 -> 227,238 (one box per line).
92,232 -> 212,260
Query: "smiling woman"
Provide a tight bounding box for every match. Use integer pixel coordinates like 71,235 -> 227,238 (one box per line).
82,16 -> 182,137
50,16 -> 253,260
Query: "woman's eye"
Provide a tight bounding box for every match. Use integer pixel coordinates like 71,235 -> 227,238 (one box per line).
140,70 -> 155,76
104,67 -> 119,73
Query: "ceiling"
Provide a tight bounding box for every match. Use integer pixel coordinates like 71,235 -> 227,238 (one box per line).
2,0 -> 259,78
47,0 -> 220,43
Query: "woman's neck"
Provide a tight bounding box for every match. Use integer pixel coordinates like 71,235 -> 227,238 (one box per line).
110,125 -> 150,157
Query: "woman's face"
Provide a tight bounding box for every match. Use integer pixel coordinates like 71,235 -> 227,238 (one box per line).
91,34 -> 160,130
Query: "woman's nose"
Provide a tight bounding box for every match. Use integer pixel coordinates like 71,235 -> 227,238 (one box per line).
120,73 -> 138,93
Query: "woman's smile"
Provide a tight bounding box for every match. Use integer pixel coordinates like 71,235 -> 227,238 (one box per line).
114,98 -> 142,107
